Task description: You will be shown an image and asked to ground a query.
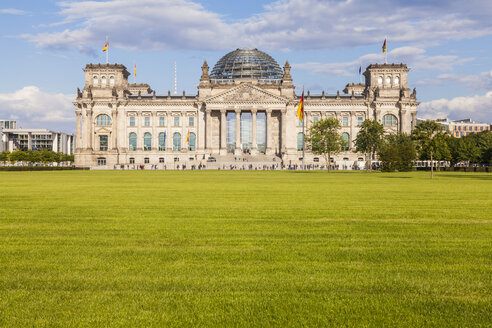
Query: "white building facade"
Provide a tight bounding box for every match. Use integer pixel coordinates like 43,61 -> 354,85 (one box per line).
74,49 -> 419,169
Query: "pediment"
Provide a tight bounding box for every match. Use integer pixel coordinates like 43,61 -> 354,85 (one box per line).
95,127 -> 112,133
205,83 -> 287,104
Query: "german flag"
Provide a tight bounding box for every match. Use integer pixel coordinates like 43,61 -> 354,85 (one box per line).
186,130 -> 190,143
102,41 -> 108,52
382,38 -> 387,53
296,92 -> 304,122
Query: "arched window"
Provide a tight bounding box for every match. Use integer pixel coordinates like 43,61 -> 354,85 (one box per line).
378,76 -> 383,84
386,76 -> 391,84
342,132 -> 350,151
101,76 -> 107,86
188,132 -> 196,151
129,133 -> 137,151
394,76 -> 400,85
96,114 -> 111,126
109,76 -> 115,86
382,114 -> 398,126
144,132 -> 151,151
297,132 -> 304,151
158,132 -> 166,151
173,132 -> 181,151
93,76 -> 98,85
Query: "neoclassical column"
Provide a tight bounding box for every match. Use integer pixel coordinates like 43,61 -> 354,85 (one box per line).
266,109 -> 273,155
75,109 -> 81,149
151,111 -> 157,151
235,109 -> 241,153
181,112 -> 186,152
112,108 -> 118,151
349,111 -> 354,150
86,107 -> 93,150
400,108 -> 407,134
205,109 -> 212,150
251,109 -> 257,154
136,112 -> 142,151
220,109 -> 227,155
281,109 -> 287,153
375,105 -> 381,122
166,114 -> 172,152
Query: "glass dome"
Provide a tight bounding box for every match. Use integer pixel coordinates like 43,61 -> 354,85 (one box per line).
210,48 -> 283,80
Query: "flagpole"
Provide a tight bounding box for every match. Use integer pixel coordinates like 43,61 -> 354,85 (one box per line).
384,36 -> 388,64
106,36 -> 109,64
359,62 -> 362,84
302,86 -> 305,171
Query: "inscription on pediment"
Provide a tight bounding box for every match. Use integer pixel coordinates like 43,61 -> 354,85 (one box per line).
208,85 -> 285,103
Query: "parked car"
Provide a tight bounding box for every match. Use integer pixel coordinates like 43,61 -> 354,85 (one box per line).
207,157 -> 216,162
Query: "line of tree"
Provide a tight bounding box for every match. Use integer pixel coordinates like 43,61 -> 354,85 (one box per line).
0,150 -> 74,165
306,117 -> 492,177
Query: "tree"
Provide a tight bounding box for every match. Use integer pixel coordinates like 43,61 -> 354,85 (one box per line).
354,119 -> 385,171
0,151 -> 10,165
469,131 -> 492,164
53,152 -> 62,164
412,121 -> 444,179
378,134 -> 416,172
40,149 -> 54,165
433,133 -> 452,171
458,137 -> 480,167
27,151 -> 42,165
306,117 -> 343,172
10,150 -> 27,165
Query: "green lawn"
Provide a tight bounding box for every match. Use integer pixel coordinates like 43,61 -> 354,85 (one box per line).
0,171 -> 491,327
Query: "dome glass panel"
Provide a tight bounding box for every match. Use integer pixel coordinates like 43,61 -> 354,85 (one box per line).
210,48 -> 283,80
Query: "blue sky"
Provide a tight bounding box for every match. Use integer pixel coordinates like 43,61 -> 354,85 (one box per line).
0,0 -> 491,133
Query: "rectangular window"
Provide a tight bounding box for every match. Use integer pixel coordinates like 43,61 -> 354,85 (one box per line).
145,116 -> 150,126
97,157 -> 106,166
159,157 -> 164,163
357,117 -> 363,126
313,117 -> 319,124
99,135 -> 108,151
159,117 -> 165,126
342,117 -> 348,126
189,117 -> 194,127
129,117 -> 135,126
144,157 -> 149,164
174,117 -> 180,127
129,158 -> 135,164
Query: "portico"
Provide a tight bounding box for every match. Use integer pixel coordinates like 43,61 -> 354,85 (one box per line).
204,106 -> 285,156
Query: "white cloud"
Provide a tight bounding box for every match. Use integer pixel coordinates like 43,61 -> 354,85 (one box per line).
419,91 -> 492,123
19,0 -> 492,53
0,8 -> 28,15
0,87 -> 74,125
437,70 -> 492,90
293,46 -> 474,76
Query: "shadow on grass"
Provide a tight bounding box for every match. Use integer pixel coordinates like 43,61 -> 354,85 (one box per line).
437,174 -> 492,181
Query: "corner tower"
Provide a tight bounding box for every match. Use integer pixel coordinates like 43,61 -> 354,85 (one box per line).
82,64 -> 130,99
364,63 -> 411,98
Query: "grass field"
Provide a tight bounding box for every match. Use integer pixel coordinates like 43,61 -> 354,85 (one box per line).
0,171 -> 491,327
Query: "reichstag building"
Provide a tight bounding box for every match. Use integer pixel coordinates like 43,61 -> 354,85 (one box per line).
74,48 -> 419,169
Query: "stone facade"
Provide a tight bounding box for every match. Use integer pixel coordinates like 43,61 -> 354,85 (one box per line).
74,51 -> 419,169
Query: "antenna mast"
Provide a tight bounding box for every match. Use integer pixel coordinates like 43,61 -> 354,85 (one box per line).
174,60 -> 177,95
